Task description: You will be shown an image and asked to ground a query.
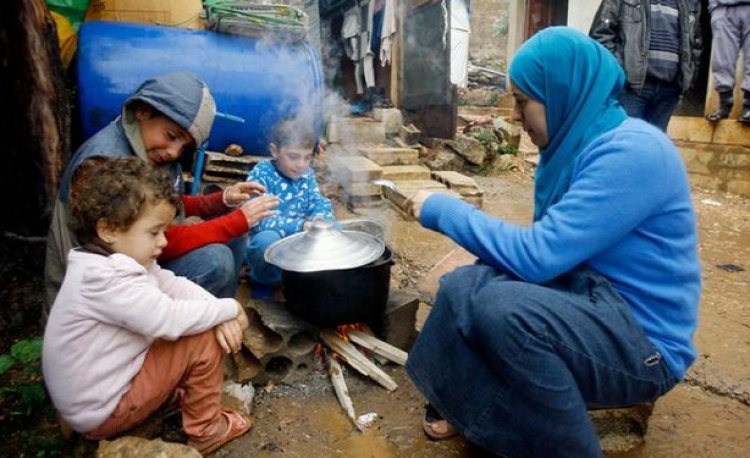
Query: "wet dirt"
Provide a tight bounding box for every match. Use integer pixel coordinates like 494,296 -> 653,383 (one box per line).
219,170 -> 750,457
1,169 -> 747,457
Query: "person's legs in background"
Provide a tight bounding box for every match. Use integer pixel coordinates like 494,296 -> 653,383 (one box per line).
162,237 -> 246,298
620,78 -> 680,131
707,5 -> 741,122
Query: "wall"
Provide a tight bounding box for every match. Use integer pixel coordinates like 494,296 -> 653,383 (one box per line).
566,0 -> 600,33
468,0 -> 510,66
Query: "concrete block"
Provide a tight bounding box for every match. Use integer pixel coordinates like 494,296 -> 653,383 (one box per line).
381,165 -> 432,181
345,182 -> 383,197
371,108 -> 404,135
380,289 -> 419,351
382,180 -> 461,210
667,116 -> 713,143
398,124 -> 421,145
328,155 -> 383,184
712,120 -> 750,146
333,117 -> 387,145
358,146 -> 420,166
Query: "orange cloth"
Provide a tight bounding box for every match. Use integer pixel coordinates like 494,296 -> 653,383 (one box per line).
85,330 -> 225,442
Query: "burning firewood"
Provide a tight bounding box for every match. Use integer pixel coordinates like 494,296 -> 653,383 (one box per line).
346,330 -> 408,366
323,349 -> 361,431
320,330 -> 398,392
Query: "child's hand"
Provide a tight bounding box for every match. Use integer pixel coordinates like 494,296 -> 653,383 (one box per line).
239,194 -> 279,226
224,181 -> 267,206
214,302 -> 248,353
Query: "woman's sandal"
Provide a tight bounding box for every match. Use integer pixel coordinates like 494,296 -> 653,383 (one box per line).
189,409 -> 253,456
422,403 -> 458,440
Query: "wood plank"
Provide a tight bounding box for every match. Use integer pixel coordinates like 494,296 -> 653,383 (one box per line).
347,330 -> 408,365
324,349 -> 360,430
320,330 -> 398,391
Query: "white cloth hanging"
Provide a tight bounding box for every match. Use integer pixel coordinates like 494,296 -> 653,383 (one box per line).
379,0 -> 396,66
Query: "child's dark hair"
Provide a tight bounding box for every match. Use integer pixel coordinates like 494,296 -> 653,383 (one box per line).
272,116 -> 317,150
70,157 -> 181,244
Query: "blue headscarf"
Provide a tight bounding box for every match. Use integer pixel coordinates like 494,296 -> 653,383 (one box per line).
508,27 -> 627,221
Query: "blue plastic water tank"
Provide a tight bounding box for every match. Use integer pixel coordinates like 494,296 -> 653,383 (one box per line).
76,21 -> 324,155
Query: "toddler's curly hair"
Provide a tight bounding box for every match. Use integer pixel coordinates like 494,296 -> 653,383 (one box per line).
70,157 -> 181,244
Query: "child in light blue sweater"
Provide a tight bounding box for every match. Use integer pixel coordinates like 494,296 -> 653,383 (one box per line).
244,118 -> 334,298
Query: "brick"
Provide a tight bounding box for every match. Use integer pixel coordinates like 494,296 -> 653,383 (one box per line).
381,164 -> 431,181
358,146 -> 420,166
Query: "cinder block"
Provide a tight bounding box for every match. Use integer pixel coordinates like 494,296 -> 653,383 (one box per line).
358,146 -> 420,166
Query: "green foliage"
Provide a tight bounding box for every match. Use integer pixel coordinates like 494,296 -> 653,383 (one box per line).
471,130 -> 497,150
498,145 -> 519,156
0,337 -> 46,416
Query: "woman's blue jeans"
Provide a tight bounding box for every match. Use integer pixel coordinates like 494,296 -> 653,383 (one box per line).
406,264 -> 677,457
161,236 -> 246,298
245,230 -> 282,285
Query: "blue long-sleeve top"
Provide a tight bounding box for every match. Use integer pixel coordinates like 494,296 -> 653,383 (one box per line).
420,119 -> 701,380
246,160 -> 334,237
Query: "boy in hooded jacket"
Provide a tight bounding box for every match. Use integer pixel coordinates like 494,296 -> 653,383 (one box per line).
44,72 -> 279,321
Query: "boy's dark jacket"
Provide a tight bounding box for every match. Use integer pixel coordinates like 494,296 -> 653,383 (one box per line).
590,0 -> 703,94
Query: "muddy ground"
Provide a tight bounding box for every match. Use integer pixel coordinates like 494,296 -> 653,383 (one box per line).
1,168 -> 748,457
220,170 -> 750,457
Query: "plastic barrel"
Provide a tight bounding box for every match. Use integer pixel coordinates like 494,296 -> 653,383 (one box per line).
76,21 -> 324,155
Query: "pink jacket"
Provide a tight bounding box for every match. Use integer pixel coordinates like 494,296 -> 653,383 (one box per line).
42,250 -> 238,432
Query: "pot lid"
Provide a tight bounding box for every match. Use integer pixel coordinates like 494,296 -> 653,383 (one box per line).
264,221 -> 385,272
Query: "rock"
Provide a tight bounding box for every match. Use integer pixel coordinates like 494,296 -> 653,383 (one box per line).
448,134 -> 491,166
492,154 -> 519,172
97,437 -> 200,458
492,118 -> 522,149
398,123 -> 421,145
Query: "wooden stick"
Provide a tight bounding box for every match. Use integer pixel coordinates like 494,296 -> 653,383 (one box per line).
347,330 -> 408,365
324,349 -> 361,430
320,330 -> 398,391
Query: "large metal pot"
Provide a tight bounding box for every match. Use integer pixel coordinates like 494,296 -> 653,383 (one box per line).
264,221 -> 393,330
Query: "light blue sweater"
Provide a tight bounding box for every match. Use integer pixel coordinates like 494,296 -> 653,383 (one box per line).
420,119 -> 701,379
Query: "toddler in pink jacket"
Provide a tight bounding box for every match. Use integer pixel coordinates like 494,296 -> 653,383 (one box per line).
43,157 -> 252,455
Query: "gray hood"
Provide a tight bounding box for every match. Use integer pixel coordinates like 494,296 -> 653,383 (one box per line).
123,72 -> 216,148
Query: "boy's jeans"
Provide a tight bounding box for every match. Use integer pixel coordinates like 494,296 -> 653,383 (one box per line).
406,264 -> 678,457
620,77 -> 681,132
246,230 -> 282,285
162,236 -> 246,298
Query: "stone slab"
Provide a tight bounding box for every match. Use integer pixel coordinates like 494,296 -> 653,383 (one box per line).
358,146 -> 420,166
328,155 -> 383,184
667,116 -> 714,143
431,170 -> 483,195
381,164 -> 432,181
332,117 -> 387,145
382,180 -> 459,210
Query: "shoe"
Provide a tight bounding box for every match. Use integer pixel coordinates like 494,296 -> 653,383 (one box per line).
249,282 -> 274,300
422,403 -> 458,441
706,90 -> 733,123
188,409 -> 252,455
739,106 -> 750,124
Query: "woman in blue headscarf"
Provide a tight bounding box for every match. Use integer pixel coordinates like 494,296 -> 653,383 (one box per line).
404,27 -> 700,456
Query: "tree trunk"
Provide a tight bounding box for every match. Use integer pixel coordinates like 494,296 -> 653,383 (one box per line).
0,0 -> 70,236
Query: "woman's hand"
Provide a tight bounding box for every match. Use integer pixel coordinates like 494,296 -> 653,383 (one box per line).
214,303 -> 249,353
224,181 -> 267,206
239,194 -> 279,227
404,190 -> 436,220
